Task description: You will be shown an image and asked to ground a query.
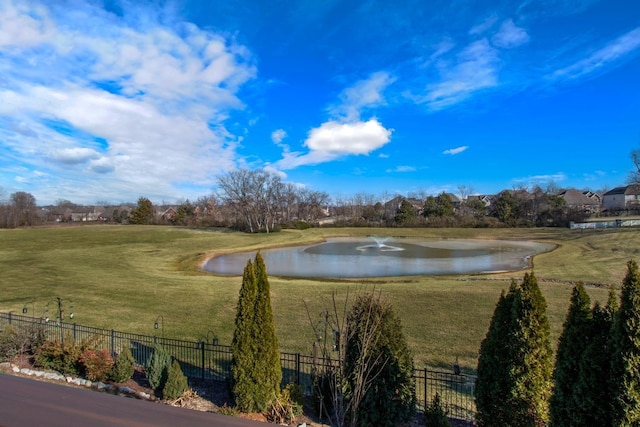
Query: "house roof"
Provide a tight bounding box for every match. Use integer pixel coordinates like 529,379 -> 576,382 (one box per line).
604,185 -> 640,196
558,189 -> 600,206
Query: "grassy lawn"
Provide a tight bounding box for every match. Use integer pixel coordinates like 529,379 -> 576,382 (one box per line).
1,224 -> 637,372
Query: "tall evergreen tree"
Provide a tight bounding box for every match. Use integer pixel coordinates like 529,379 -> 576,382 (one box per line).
573,288 -> 618,426
476,273 -> 553,427
610,260 -> 640,425
251,251 -> 282,412
231,259 -> 259,412
509,272 -> 554,426
476,283 -> 518,427
549,282 -> 592,427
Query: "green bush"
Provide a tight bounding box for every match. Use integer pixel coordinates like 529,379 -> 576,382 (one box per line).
109,346 -> 136,383
145,344 -> 172,395
79,348 -> 114,382
424,393 -> 450,427
34,339 -> 83,376
163,359 -> 189,400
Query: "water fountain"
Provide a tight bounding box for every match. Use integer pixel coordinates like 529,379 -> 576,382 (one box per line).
356,236 -> 405,252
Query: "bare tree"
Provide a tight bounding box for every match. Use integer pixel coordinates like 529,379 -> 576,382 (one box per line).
306,290 -> 389,427
629,146 -> 640,184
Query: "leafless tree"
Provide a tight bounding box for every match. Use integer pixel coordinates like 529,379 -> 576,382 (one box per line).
629,146 -> 640,184
306,290 -> 388,427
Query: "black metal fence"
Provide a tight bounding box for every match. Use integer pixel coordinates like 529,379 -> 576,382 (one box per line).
0,312 -> 476,421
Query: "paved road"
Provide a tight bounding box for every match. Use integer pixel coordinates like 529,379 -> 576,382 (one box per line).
0,373 -> 266,427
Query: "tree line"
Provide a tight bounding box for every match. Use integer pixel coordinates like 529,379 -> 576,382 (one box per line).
0,171 -> 600,230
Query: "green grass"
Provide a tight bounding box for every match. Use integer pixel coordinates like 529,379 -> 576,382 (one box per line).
1,225 -> 637,372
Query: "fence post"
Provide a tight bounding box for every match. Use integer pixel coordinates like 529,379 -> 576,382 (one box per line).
8,312 -> 11,325
73,323 -> 77,342
111,329 -> 115,355
201,341 -> 205,380
296,353 -> 301,386
424,368 -> 428,410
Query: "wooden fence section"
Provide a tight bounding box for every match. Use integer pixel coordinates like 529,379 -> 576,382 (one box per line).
0,312 -> 476,421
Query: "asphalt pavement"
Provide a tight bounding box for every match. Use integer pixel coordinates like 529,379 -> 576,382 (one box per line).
0,373 -> 267,427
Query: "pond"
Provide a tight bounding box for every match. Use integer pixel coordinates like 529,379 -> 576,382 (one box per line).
202,236 -> 556,278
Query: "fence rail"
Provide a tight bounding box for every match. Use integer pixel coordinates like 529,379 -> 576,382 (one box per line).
0,312 -> 476,421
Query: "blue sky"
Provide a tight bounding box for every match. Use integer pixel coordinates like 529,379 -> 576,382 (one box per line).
1,0 -> 639,205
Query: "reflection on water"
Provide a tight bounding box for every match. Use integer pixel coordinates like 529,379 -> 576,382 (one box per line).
202,237 -> 556,278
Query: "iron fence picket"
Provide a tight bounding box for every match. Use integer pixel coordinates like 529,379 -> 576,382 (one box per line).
0,312 -> 476,421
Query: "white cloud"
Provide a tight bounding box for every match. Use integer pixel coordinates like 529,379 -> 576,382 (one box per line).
420,39 -> 499,110
276,119 -> 392,169
0,1 -> 54,47
329,72 -> 396,121
469,14 -> 498,36
50,147 -> 100,165
0,1 -> 256,203
514,173 -> 567,185
551,27 -> 640,80
492,20 -> 530,48
443,146 -> 468,155
386,165 -> 416,173
271,129 -> 287,144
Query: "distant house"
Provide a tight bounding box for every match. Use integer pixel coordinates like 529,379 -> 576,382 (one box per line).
558,189 -> 601,213
466,195 -> 492,207
603,185 -> 640,211
445,193 -> 461,210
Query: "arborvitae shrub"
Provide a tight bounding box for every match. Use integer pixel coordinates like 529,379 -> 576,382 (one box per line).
163,359 -> 189,400
424,393 -> 450,427
145,344 -> 172,395
251,252 -> 282,411
79,348 -> 114,382
549,282 -> 592,427
110,346 -> 136,383
610,260 -> 640,425
231,259 -> 259,412
476,273 -> 553,427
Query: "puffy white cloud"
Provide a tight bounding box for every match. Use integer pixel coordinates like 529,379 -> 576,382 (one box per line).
276,119 -> 392,169
0,1 -> 256,203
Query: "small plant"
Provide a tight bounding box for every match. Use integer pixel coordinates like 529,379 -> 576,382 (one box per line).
145,344 -> 172,395
0,324 -> 46,362
109,346 -> 135,383
79,348 -> 114,382
266,383 -> 304,424
0,326 -> 19,361
163,359 -> 189,400
217,404 -> 239,416
34,339 -> 82,376
424,393 -> 450,427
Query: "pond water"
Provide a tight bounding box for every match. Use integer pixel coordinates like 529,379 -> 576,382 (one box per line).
202,237 -> 556,278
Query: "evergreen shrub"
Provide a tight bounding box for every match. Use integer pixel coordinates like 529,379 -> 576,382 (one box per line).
145,344 -> 172,395
163,359 -> 189,400
424,393 -> 450,427
109,346 -> 136,383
